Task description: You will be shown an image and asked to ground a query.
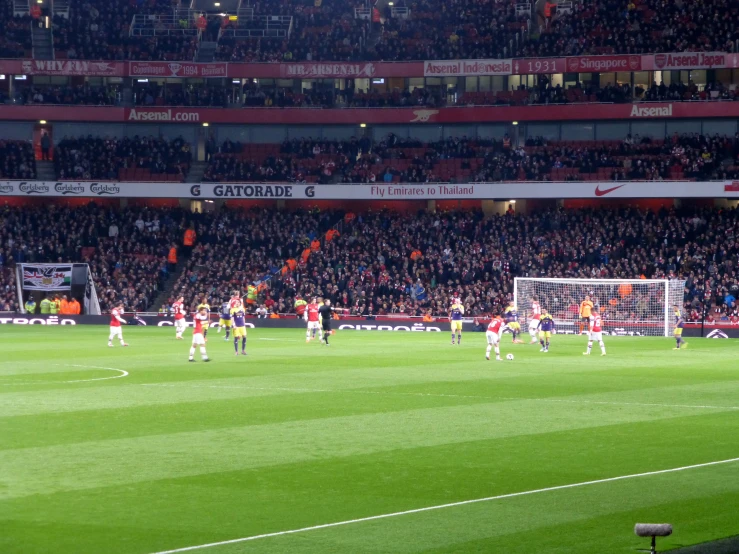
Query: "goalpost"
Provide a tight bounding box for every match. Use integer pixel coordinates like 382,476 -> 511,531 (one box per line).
513,278 -> 686,337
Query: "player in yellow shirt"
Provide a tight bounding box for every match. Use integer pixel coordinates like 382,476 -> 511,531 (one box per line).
449,297 -> 464,345
196,296 -> 211,341
504,301 -> 523,343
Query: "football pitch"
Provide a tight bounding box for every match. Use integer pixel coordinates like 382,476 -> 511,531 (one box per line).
2,326 -> 739,554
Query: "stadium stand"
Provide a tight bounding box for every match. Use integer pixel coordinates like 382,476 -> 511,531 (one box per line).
528,0 -> 739,57
0,141 -> 37,180
13,0 -> 732,62
0,205 -> 190,313
54,136 -> 192,182
6,79 -> 737,109
0,0 -> 32,58
3,203 -> 739,321
203,134 -> 739,184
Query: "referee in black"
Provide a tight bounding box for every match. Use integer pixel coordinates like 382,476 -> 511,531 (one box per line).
318,299 -> 341,345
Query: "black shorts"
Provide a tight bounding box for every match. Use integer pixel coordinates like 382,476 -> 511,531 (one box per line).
322,321 -> 332,332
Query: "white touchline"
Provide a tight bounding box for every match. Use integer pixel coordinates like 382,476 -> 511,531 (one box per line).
0,365 -> 128,386
150,456 -> 739,554
139,383 -> 739,411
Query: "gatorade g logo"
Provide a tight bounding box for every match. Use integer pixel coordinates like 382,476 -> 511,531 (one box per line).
305,185 -> 315,198
190,185 -> 202,197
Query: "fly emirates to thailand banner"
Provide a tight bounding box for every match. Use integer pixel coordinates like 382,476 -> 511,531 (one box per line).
2,181 -> 739,200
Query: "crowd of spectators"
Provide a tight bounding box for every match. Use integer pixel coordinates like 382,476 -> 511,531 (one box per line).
203,133 -> 739,184
214,0 -> 365,63
372,0 -> 529,61
529,0 -> 739,58
141,204 -> 739,323
4,203 -> 739,323
8,77 -> 736,110
0,1 -> 32,59
0,204 -> 197,312
12,85 -> 119,106
171,208 -> 342,313
134,83 -> 228,107
54,136 -> 192,181
51,0 -> 197,61
276,206 -> 739,321
0,140 -> 37,180
0,0 -> 727,62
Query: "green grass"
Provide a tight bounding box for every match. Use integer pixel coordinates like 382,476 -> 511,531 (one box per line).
1,326 -> 739,554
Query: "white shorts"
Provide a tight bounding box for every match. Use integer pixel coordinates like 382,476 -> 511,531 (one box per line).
529,320 -> 539,331
109,326 -> 122,338
175,318 -> 187,333
192,333 -> 205,345
589,331 -> 603,342
486,331 -> 500,345
307,321 -> 320,330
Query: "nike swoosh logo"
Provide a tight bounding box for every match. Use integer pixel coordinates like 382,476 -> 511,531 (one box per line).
594,184 -> 625,197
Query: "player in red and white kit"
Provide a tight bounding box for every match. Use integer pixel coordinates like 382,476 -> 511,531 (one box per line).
583,306 -> 606,356
172,296 -> 186,339
528,295 -> 542,344
108,302 -> 129,347
486,313 -> 508,361
304,297 -> 321,342
228,290 -> 242,309
189,306 -> 211,362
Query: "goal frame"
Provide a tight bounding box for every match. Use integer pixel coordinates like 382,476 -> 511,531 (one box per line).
513,277 -> 684,337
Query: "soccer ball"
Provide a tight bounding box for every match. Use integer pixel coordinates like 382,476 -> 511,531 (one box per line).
506,353 -> 514,361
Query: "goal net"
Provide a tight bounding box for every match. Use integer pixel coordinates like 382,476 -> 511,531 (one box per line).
514,278 -> 686,337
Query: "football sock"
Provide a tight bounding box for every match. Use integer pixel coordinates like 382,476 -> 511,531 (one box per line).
599,341 -> 606,354
494,345 -> 500,357
241,338 -> 246,351
586,341 -> 592,354
200,346 -> 208,360
189,347 -> 195,360
457,333 -> 461,344
451,333 -> 455,343
486,345 -> 492,357
540,339 -> 545,348
234,337 -> 238,352
306,329 -> 311,340
225,330 -> 230,339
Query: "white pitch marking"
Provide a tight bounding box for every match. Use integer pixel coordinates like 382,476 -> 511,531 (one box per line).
149,456 -> 739,554
0,365 -> 128,386
257,338 -> 299,342
139,383 -> 739,411
61,364 -> 129,383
